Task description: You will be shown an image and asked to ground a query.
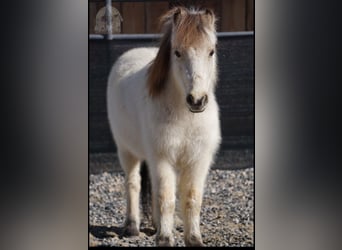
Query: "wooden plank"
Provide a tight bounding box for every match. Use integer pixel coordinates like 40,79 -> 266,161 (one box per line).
221,0 -> 246,31
112,2 -> 122,34
145,2 -> 169,33
169,0 -> 185,8
121,2 -> 145,33
89,2 -> 97,34
169,0 -> 209,10
200,0 -> 222,32
112,2 -> 121,13
246,0 -> 254,30
165,0 -> 223,32
95,2 -> 105,12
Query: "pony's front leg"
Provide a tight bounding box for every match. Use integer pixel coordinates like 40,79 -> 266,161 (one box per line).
150,159 -> 176,246
179,158 -> 211,246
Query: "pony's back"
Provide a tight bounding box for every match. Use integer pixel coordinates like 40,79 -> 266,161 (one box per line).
107,47 -> 158,159
108,47 -> 158,88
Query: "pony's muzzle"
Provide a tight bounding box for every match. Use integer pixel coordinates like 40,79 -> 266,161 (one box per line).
186,94 -> 208,113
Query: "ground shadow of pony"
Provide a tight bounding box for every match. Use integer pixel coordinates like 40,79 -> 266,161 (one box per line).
89,225 -> 156,240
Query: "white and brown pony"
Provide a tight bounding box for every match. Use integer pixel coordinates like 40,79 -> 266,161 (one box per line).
107,7 -> 221,246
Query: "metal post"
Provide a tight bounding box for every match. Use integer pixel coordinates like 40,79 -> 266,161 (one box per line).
105,0 -> 112,40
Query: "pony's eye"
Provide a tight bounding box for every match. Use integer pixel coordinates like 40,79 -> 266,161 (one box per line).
174,50 -> 181,57
209,50 -> 215,57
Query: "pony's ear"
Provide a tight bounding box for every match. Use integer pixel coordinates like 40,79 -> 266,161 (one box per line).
203,8 -> 216,29
173,7 -> 185,25
159,7 -> 186,30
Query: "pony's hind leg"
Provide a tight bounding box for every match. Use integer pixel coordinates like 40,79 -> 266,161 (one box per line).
118,149 -> 141,236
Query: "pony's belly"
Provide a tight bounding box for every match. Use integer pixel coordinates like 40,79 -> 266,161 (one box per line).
109,103 -> 146,159
115,125 -> 145,159
108,94 -> 146,160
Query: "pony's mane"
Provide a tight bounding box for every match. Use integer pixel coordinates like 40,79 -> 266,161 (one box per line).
147,7 -> 216,98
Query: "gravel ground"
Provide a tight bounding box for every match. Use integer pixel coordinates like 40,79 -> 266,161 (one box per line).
89,156 -> 254,247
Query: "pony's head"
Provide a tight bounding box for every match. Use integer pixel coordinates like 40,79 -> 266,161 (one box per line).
147,7 -> 217,113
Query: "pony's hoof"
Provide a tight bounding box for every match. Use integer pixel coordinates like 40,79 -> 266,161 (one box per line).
156,235 -> 174,246
185,235 -> 205,247
123,221 -> 139,237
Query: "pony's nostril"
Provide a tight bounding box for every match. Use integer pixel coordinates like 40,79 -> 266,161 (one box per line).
187,94 -> 208,108
186,94 -> 194,105
199,95 -> 208,106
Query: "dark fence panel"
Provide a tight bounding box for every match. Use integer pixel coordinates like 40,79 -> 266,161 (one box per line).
89,33 -> 254,159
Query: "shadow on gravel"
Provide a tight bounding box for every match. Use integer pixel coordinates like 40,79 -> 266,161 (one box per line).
140,227 -> 156,236
89,225 -> 124,239
89,225 -> 157,239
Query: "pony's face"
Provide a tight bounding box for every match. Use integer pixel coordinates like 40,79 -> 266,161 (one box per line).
147,7 -> 217,113
171,41 -> 217,113
171,8 -> 217,113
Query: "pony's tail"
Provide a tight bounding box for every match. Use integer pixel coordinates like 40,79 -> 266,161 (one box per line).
140,161 -> 152,220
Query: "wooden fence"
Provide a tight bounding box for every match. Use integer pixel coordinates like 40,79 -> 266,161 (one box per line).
89,0 -> 254,34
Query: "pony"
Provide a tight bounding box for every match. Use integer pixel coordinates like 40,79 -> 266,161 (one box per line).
107,7 -> 221,246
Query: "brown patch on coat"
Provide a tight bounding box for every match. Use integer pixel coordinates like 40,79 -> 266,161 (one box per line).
158,190 -> 175,214
147,7 -> 216,98
185,188 -> 201,213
